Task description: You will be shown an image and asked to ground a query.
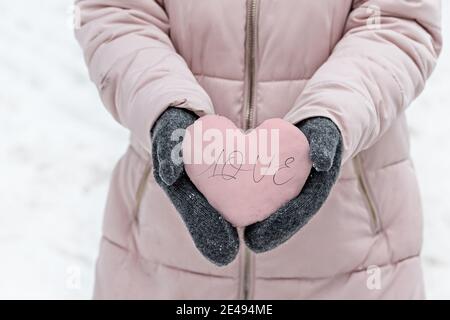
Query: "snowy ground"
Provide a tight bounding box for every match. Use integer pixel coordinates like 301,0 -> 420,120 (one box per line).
0,1 -> 449,299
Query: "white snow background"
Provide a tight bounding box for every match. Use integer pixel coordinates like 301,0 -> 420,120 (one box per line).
0,1 -> 448,299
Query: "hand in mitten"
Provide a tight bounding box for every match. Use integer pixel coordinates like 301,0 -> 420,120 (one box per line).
151,107 -> 240,266
244,117 -> 342,253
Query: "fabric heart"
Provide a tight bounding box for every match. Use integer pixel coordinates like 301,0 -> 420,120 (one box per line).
182,115 -> 312,227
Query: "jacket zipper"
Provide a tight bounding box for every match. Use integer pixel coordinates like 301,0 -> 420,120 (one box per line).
243,0 -> 259,130
354,155 -> 380,233
239,0 -> 259,300
239,232 -> 253,300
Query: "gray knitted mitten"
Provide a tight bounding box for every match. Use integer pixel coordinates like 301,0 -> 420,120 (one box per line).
244,117 -> 343,253
151,107 -> 240,266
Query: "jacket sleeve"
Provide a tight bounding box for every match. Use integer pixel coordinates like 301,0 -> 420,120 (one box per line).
284,0 -> 442,163
74,0 -> 214,150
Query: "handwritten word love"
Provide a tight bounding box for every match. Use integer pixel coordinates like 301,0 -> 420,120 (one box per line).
198,149 -> 296,186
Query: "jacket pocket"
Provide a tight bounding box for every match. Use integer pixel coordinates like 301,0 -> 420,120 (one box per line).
354,155 -> 381,234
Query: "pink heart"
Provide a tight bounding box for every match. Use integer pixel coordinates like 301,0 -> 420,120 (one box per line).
182,115 -> 312,227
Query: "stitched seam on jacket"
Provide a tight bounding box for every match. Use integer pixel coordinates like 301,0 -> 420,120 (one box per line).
193,73 -> 310,83
103,235 -> 130,254
258,78 -> 309,83
338,157 -> 410,181
357,157 -> 410,174
256,254 -> 420,281
379,157 -> 410,170
101,233 -> 418,283
101,238 -> 418,282
102,234 -> 236,279
303,80 -> 374,109
138,256 -> 237,280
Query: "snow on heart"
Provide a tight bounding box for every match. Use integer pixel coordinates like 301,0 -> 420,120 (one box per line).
182,115 -> 312,227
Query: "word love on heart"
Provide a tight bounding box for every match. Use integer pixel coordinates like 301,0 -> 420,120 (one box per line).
182,115 -> 312,227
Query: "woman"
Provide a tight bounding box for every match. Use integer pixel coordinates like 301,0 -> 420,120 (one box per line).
75,0 -> 442,299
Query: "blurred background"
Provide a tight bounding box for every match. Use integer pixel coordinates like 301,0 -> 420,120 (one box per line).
0,1 -> 449,299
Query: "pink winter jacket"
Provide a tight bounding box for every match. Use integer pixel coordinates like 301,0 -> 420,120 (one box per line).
75,0 -> 442,299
